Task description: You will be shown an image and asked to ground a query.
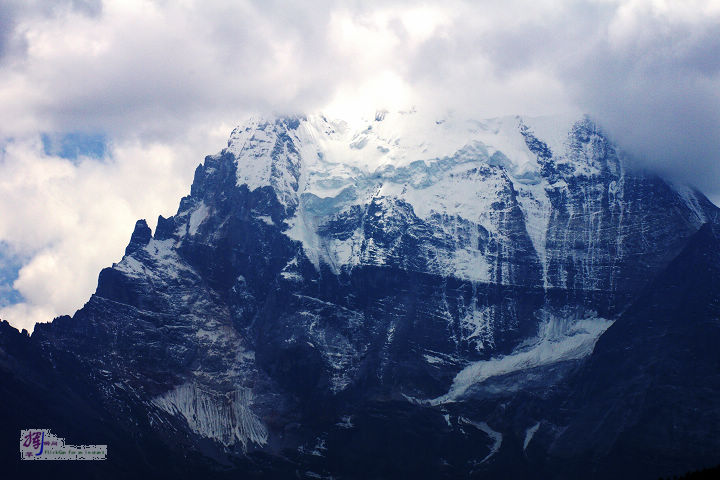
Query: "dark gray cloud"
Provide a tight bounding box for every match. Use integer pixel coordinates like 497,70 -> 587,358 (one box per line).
398,0 -> 720,200
559,15 -> 720,199
0,1 -> 24,61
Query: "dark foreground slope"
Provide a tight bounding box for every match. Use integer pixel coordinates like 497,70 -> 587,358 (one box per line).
547,222 -> 720,479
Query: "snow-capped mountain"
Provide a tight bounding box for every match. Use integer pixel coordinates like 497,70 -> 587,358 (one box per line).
2,111 -> 719,479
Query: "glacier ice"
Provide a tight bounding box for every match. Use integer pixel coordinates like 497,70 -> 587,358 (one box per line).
433,315 -> 614,404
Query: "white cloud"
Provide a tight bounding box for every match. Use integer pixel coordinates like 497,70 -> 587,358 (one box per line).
0,0 -> 718,330
0,126 -> 226,331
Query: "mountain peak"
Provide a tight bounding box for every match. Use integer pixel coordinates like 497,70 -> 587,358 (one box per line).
17,108 -> 720,478
124,219 -> 152,256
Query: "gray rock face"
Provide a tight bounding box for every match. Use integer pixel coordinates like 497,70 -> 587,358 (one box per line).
21,112 -> 720,478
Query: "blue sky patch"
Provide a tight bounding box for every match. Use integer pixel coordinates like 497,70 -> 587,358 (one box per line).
41,132 -> 107,160
0,241 -> 23,307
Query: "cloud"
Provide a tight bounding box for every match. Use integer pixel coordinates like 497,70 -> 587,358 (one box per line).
557,1 -> 720,195
0,0 -> 718,330
0,126 -> 228,331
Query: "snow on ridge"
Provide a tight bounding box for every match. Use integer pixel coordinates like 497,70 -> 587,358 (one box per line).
225,111 -> 574,196
115,238 -> 195,281
221,111 -> 592,280
670,181 -> 708,226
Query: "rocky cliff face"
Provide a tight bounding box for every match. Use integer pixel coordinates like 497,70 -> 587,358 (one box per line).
6,112 -> 718,478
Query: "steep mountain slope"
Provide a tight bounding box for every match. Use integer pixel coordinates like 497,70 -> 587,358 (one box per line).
3,111 -> 718,478
547,221 -> 720,479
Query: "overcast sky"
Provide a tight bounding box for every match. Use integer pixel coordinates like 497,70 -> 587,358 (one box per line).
1,0 -> 719,331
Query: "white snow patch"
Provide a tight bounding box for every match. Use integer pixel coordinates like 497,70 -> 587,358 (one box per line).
114,255 -> 145,277
335,415 -> 354,429
671,182 -> 707,226
433,316 -> 613,404
188,202 -> 209,236
145,239 -> 189,279
256,215 -> 274,226
424,354 -> 446,365
115,238 -> 196,282
280,256 -> 303,281
513,180 -> 551,286
153,382 -> 267,450
280,271 -> 303,281
521,114 -> 576,158
298,437 -> 327,457
523,422 -> 540,451
460,300 -> 494,351
459,417 -> 502,463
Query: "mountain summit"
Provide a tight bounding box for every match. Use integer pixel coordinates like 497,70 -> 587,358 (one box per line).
3,112 -> 719,479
